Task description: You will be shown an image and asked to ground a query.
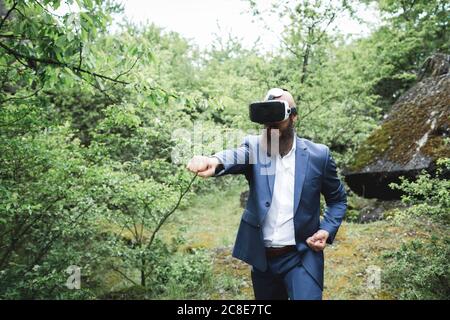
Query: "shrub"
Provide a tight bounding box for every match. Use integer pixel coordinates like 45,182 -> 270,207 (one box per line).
161,249 -> 213,299
389,158 -> 450,224
383,158 -> 450,299
383,237 -> 450,300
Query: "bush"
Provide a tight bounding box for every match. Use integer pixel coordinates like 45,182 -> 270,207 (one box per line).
160,249 -> 213,299
383,158 -> 450,299
98,241 -> 213,299
383,237 -> 450,300
389,158 -> 450,224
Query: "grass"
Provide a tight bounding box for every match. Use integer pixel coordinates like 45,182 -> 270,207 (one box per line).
160,180 -> 245,250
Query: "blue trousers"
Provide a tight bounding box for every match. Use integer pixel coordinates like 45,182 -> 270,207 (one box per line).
251,250 -> 323,300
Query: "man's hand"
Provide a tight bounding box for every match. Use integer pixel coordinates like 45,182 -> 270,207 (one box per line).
306,230 -> 329,252
186,155 -> 221,178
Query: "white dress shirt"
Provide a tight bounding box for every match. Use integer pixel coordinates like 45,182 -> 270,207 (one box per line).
262,136 -> 296,247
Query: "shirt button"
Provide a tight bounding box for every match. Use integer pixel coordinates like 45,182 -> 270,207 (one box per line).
265,201 -> 270,207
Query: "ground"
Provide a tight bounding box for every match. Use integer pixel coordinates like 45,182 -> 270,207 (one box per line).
161,180 -> 430,300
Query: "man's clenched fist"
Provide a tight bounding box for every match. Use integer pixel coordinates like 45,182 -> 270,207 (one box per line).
306,230 -> 329,252
186,155 -> 221,178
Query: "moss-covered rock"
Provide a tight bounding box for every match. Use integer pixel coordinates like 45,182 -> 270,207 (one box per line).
344,54 -> 450,199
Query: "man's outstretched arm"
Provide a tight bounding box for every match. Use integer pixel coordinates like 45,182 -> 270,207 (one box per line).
186,137 -> 251,177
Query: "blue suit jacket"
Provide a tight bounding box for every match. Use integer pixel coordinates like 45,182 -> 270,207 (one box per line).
212,134 -> 347,288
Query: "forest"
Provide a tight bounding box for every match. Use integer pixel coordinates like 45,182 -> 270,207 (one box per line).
0,0 -> 449,299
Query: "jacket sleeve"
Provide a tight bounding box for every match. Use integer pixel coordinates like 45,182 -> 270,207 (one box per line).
211,136 -> 251,176
319,147 -> 347,244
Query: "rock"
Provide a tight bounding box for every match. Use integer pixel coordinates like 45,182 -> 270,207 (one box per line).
359,206 -> 384,223
344,53 -> 450,200
357,200 -> 402,223
418,53 -> 450,80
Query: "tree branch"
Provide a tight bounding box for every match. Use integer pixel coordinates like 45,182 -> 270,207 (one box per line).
111,266 -> 140,287
144,173 -> 197,278
114,54 -> 141,81
0,1 -> 17,30
78,42 -> 83,70
0,83 -> 44,106
0,41 -> 130,85
300,95 -> 340,119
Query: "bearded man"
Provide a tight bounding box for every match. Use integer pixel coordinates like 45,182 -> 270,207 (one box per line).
186,88 -> 347,300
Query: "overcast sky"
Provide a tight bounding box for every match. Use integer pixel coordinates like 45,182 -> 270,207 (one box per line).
117,0 -> 381,52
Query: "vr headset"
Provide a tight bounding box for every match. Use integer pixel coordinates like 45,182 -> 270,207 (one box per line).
249,88 -> 297,124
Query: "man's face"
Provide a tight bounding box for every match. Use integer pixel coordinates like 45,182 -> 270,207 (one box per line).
264,91 -> 297,136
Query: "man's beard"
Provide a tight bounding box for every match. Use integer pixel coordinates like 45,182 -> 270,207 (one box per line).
260,118 -> 295,158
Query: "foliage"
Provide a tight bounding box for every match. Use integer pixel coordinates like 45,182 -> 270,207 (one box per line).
161,249 -> 213,299
0,0 -> 196,298
382,158 -> 450,300
383,237 -> 450,300
361,0 -> 449,106
0,123 -> 103,298
389,158 -> 450,224
0,0 -> 448,299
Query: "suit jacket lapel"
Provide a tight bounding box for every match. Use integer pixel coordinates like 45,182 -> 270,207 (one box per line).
265,154 -> 276,199
294,137 -> 309,215
258,134 -> 276,199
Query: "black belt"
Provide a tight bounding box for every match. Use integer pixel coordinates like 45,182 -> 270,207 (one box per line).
265,245 -> 296,259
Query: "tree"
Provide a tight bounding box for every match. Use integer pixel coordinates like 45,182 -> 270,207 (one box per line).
0,0 -> 196,297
